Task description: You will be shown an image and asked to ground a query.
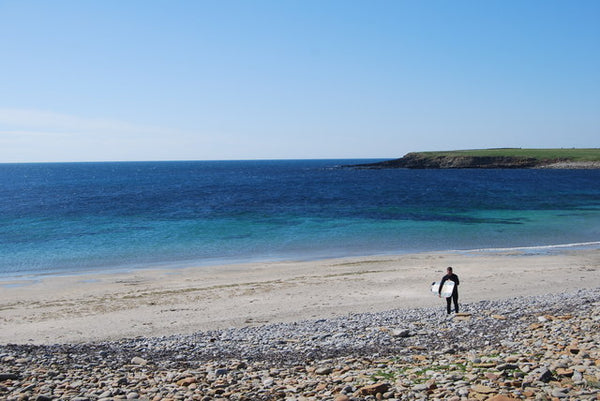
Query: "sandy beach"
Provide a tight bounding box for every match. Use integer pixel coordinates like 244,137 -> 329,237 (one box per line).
1,247 -> 599,345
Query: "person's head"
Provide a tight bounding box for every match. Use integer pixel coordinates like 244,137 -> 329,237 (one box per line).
447,266 -> 453,274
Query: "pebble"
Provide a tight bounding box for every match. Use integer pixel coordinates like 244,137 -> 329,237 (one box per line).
0,288 -> 599,400
130,356 -> 147,366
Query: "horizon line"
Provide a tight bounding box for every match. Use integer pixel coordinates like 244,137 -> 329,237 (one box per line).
0,157 -> 394,165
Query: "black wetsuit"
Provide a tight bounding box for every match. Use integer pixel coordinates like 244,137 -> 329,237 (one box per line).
439,273 -> 459,314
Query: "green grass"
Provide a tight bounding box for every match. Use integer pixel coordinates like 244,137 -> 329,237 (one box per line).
370,369 -> 397,381
413,148 -> 600,162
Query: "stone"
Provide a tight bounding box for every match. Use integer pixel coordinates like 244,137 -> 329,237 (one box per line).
425,378 -> 436,389
457,387 -> 470,397
315,367 -> 333,375
583,374 -> 599,386
556,368 -> 574,377
491,315 -> 507,320
536,368 -> 554,383
131,356 -> 148,366
455,313 -> 472,321
484,372 -> 500,380
357,383 -> 391,396
391,329 -> 411,338
551,387 -> 568,398
471,384 -> 496,394
176,377 -> 197,386
566,345 -> 580,355
487,396 -> 518,401
496,363 -> 518,371
0,373 -> 20,381
473,363 -> 496,368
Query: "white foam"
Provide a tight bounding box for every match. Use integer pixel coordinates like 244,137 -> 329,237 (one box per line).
453,241 -> 600,254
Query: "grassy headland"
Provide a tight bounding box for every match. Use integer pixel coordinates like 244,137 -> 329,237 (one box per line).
416,148 -> 600,161
354,148 -> 600,169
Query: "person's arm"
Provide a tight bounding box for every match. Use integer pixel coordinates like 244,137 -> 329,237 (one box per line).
438,276 -> 447,295
454,274 -> 459,286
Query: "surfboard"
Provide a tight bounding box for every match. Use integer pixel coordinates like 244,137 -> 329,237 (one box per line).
430,280 -> 455,298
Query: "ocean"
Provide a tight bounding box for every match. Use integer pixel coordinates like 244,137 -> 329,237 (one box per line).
1,160 -> 599,277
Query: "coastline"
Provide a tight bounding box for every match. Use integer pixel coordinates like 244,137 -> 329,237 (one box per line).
350,148 -> 600,169
1,246 -> 598,345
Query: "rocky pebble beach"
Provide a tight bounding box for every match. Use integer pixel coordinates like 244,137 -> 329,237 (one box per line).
1,288 -> 599,401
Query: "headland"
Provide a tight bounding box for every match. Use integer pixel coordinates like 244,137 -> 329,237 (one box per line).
352,148 -> 600,169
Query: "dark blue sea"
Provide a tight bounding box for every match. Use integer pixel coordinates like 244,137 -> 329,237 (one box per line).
1,160 -> 599,277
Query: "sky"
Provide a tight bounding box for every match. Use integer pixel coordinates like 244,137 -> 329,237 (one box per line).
0,1 -> 599,163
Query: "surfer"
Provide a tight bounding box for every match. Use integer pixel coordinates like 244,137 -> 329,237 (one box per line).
439,266 -> 459,314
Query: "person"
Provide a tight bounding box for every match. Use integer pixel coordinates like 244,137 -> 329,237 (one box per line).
439,266 -> 459,314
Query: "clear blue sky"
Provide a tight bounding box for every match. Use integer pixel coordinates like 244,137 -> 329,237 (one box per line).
1,1 -> 599,162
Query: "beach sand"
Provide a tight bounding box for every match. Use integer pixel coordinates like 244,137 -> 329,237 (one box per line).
1,247 -> 599,345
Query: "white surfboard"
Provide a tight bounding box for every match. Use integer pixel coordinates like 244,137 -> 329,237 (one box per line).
431,280 -> 455,298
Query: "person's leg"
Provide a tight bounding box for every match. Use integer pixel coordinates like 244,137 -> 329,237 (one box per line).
446,297 -> 451,314
453,292 -> 459,313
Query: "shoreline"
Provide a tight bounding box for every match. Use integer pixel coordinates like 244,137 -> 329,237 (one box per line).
2,240 -> 599,282
1,246 -> 599,345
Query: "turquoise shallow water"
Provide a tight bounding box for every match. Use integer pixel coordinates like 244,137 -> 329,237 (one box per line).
1,160 -> 599,277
